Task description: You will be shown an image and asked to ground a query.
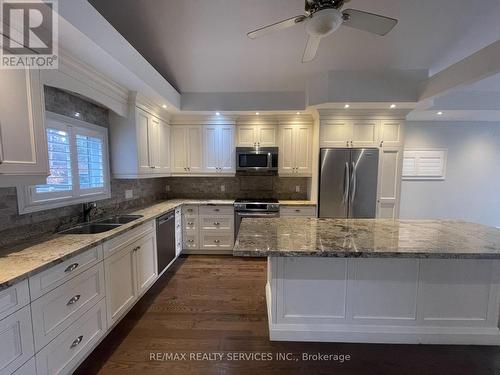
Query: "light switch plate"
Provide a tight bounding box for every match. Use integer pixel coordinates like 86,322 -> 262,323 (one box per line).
220,185 -> 225,192
125,189 -> 133,199
295,186 -> 300,193
166,185 -> 170,192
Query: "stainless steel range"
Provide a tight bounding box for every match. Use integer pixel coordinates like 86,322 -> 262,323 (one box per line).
234,198 -> 280,238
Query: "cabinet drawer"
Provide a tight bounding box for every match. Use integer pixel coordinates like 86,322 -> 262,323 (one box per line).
280,206 -> 316,217
183,216 -> 198,231
31,263 -> 105,352
35,298 -> 107,375
182,205 -> 198,215
199,205 -> 233,216
184,234 -> 199,249
200,232 -> 234,250
0,279 -> 29,321
103,220 -> 155,258
200,216 -> 234,231
29,245 -> 103,300
12,357 -> 35,375
0,305 -> 34,375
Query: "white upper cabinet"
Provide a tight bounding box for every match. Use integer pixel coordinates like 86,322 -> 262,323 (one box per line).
109,98 -> 171,179
320,120 -> 353,148
279,124 -> 312,176
379,120 -> 403,148
0,69 -> 48,187
237,123 -> 277,147
351,120 -> 379,148
203,125 -> 235,174
171,125 -> 203,174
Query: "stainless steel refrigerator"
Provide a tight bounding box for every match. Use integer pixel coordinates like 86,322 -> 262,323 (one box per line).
319,148 -> 379,218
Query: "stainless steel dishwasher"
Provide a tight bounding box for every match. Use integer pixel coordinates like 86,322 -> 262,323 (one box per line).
156,210 -> 176,275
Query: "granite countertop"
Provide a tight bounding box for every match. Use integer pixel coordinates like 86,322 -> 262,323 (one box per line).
233,218 -> 500,259
0,199 -> 234,289
279,200 -> 317,206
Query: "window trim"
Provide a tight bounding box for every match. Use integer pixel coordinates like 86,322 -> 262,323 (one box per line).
17,112 -> 111,214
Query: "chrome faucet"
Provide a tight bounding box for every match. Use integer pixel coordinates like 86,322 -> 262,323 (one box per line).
83,202 -> 98,222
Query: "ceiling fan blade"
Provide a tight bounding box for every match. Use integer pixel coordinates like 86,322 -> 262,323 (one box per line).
248,15 -> 307,39
302,35 -> 321,63
342,9 -> 398,36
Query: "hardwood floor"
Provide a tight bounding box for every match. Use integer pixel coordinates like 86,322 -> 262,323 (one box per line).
76,255 -> 500,375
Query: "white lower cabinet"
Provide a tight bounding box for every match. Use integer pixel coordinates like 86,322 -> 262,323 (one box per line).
104,242 -> 137,327
182,205 -> 234,253
35,299 -> 107,375
280,206 -> 316,218
0,305 -> 34,375
11,358 -> 35,375
0,280 -> 30,321
31,263 -> 106,351
104,230 -> 158,327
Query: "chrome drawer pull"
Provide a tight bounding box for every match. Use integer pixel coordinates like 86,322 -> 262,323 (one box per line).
295,209 -> 301,212
70,335 -> 83,349
213,222 -> 220,225
65,263 -> 79,273
188,239 -> 194,243
67,295 -> 81,306
188,222 -> 194,225
214,240 -> 221,243
214,209 -> 220,212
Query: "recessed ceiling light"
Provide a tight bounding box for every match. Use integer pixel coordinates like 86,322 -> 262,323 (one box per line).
162,104 -> 167,109
256,112 -> 260,115
437,111 -> 444,115
296,112 -> 300,115
344,104 -> 350,109
215,112 -> 220,116
390,104 -> 396,109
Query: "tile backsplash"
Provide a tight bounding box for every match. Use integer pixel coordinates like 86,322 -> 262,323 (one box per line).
166,176 -> 309,200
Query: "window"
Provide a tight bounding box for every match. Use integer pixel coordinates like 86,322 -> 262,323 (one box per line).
17,112 -> 110,213
402,149 -> 447,180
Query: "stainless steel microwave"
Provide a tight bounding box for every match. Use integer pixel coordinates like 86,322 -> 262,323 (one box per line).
236,147 -> 278,174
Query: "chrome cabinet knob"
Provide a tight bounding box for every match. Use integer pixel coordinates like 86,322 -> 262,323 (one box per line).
67,295 -> 81,306
214,239 -> 220,243
64,263 -> 79,273
70,335 -> 84,349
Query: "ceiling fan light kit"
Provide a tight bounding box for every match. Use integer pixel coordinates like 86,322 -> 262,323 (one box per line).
247,0 -> 398,63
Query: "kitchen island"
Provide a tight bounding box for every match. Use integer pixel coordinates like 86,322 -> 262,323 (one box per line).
233,218 -> 500,345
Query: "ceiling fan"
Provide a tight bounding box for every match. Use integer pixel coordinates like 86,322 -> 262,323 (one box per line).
247,0 -> 398,63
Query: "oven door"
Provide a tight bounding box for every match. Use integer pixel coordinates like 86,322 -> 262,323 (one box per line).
234,211 -> 280,239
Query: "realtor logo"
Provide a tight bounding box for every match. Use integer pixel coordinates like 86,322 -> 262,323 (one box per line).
1,0 -> 58,69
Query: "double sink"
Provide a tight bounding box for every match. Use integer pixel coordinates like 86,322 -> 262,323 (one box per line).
60,215 -> 144,235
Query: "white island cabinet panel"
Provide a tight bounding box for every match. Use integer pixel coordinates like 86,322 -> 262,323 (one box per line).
350,259 -> 419,320
277,258 -> 347,323
420,259 -> 495,323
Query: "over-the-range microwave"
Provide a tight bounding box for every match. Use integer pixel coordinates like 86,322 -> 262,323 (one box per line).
236,147 -> 278,175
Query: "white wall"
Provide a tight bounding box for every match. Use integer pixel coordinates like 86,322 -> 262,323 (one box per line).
400,121 -> 500,227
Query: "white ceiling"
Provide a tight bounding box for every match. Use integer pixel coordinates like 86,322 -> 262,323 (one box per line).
88,0 -> 500,94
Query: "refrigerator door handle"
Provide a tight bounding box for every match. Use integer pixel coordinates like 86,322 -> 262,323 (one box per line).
350,161 -> 357,204
343,162 -> 350,203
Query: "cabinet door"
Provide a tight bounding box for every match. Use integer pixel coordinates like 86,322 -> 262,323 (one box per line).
0,69 -> 48,179
156,119 -> 170,175
136,108 -> 152,174
237,126 -> 257,147
380,121 -> 402,148
171,126 -> 187,173
377,147 -> 402,219
257,125 -> 277,146
0,305 -> 34,375
148,116 -> 161,171
218,125 -> 234,173
295,125 -> 312,175
279,126 -> 295,175
320,121 -> 352,148
104,245 -> 136,327
203,126 -> 219,173
186,126 -> 203,173
135,232 -> 158,296
351,120 -> 379,148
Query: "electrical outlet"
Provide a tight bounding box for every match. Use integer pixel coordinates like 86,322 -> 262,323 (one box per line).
295,186 -> 300,193
220,184 -> 225,192
166,185 -> 170,192
125,189 -> 133,199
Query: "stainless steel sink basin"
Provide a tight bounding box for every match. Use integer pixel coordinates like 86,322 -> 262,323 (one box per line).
97,215 -> 143,224
60,223 -> 122,235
